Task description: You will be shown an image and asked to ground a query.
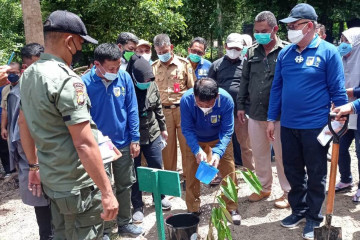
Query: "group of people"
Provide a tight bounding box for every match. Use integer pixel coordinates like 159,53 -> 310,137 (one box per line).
0,2 -> 360,240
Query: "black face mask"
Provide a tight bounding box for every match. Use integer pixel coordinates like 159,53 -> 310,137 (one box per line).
8,73 -> 19,83
71,39 -> 83,64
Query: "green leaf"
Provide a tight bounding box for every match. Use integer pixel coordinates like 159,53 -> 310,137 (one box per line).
248,169 -> 262,189
240,170 -> 262,195
220,176 -> 238,203
225,225 -> 233,240
217,196 -> 226,209
220,206 -> 233,223
220,185 -> 237,202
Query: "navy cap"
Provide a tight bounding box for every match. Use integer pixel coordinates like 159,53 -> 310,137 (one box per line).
43,10 -> 98,44
280,3 -> 318,23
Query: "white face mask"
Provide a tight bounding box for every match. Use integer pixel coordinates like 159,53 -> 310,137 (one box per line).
287,24 -> 308,44
226,49 -> 241,59
199,107 -> 212,114
142,53 -> 152,62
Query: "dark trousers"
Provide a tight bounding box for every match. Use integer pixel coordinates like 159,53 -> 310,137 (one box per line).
0,137 -> 11,173
131,136 -> 164,209
338,129 -> 360,187
34,205 -> 54,240
232,133 -> 242,165
281,127 -> 328,223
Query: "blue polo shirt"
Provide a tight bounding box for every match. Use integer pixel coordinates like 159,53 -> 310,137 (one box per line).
268,35 -> 347,129
82,67 -> 140,148
180,88 -> 234,158
189,57 -> 212,80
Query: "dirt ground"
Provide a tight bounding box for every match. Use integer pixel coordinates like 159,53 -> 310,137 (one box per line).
1,145 -> 360,240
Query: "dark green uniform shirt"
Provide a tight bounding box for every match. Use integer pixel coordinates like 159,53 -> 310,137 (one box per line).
237,38 -> 288,121
136,82 -> 166,145
20,53 -> 95,191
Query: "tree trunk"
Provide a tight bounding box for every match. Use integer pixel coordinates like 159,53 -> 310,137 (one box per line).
216,0 -> 224,58
21,0 -> 44,45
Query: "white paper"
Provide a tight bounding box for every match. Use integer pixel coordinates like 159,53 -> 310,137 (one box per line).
97,130 -> 117,164
160,136 -> 167,150
348,114 -> 357,130
317,121 -> 344,146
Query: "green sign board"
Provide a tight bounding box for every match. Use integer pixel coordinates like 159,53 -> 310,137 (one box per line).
137,167 -> 181,240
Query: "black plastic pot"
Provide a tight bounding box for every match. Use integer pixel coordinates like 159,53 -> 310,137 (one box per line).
165,213 -> 200,240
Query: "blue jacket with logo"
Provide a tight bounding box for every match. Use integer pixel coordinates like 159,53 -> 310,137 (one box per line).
268,35 -> 347,129
190,57 -> 212,80
82,67 -> 140,148
180,88 -> 234,158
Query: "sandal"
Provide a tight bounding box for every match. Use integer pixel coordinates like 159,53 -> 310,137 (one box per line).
335,182 -> 353,193
353,190 -> 360,202
210,176 -> 222,186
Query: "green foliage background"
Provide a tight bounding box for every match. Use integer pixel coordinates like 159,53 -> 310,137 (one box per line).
1,0 -> 360,64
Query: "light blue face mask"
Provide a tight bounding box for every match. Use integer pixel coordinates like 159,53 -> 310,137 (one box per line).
158,52 -> 172,62
136,82 -> 151,90
254,32 -> 272,45
338,42 -> 352,56
241,47 -> 248,57
99,65 -> 117,81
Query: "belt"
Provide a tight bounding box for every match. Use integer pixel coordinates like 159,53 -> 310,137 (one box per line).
163,104 -> 180,109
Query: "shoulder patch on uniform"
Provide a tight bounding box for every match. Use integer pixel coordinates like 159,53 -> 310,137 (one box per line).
188,68 -> 193,74
73,82 -> 85,105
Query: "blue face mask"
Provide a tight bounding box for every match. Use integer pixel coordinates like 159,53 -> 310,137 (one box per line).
254,32 -> 272,45
136,82 -> 151,90
8,73 -> 19,83
99,65 -> 117,81
158,52 -> 172,63
338,42 -> 352,56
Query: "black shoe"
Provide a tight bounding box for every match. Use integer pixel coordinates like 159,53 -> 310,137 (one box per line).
182,180 -> 186,191
302,220 -> 320,240
118,224 -> 143,237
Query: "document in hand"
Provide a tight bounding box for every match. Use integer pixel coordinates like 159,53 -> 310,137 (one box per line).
317,120 -> 344,147
97,130 -> 122,164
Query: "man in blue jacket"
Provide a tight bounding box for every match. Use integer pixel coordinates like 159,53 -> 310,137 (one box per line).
82,43 -> 142,238
180,77 -> 241,225
266,3 -> 347,239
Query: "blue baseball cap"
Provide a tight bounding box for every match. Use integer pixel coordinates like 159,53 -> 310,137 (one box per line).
280,3 -> 318,23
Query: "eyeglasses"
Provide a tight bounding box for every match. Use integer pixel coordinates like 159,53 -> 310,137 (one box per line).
286,21 -> 309,30
189,48 -> 205,56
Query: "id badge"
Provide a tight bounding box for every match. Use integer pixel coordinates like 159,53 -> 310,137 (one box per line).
174,82 -> 180,93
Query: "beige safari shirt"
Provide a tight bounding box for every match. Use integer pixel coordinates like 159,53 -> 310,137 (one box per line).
20,53 -> 95,192
1,84 -> 10,110
152,55 -> 195,105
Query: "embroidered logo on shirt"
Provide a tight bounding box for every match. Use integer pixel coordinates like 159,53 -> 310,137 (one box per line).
113,87 -> 121,97
188,68 -> 193,74
121,87 -> 126,96
73,82 -> 85,105
306,56 -> 315,66
211,115 -> 218,124
314,56 -> 321,67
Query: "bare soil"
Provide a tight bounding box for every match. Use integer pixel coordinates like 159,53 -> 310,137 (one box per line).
1,145 -> 360,240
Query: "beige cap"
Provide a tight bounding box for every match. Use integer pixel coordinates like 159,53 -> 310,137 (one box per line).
226,33 -> 243,48
137,39 -> 151,47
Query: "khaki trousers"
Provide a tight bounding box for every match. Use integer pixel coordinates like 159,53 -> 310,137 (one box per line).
234,116 -> 254,170
162,107 -> 187,177
185,139 -> 238,212
248,118 -> 290,193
